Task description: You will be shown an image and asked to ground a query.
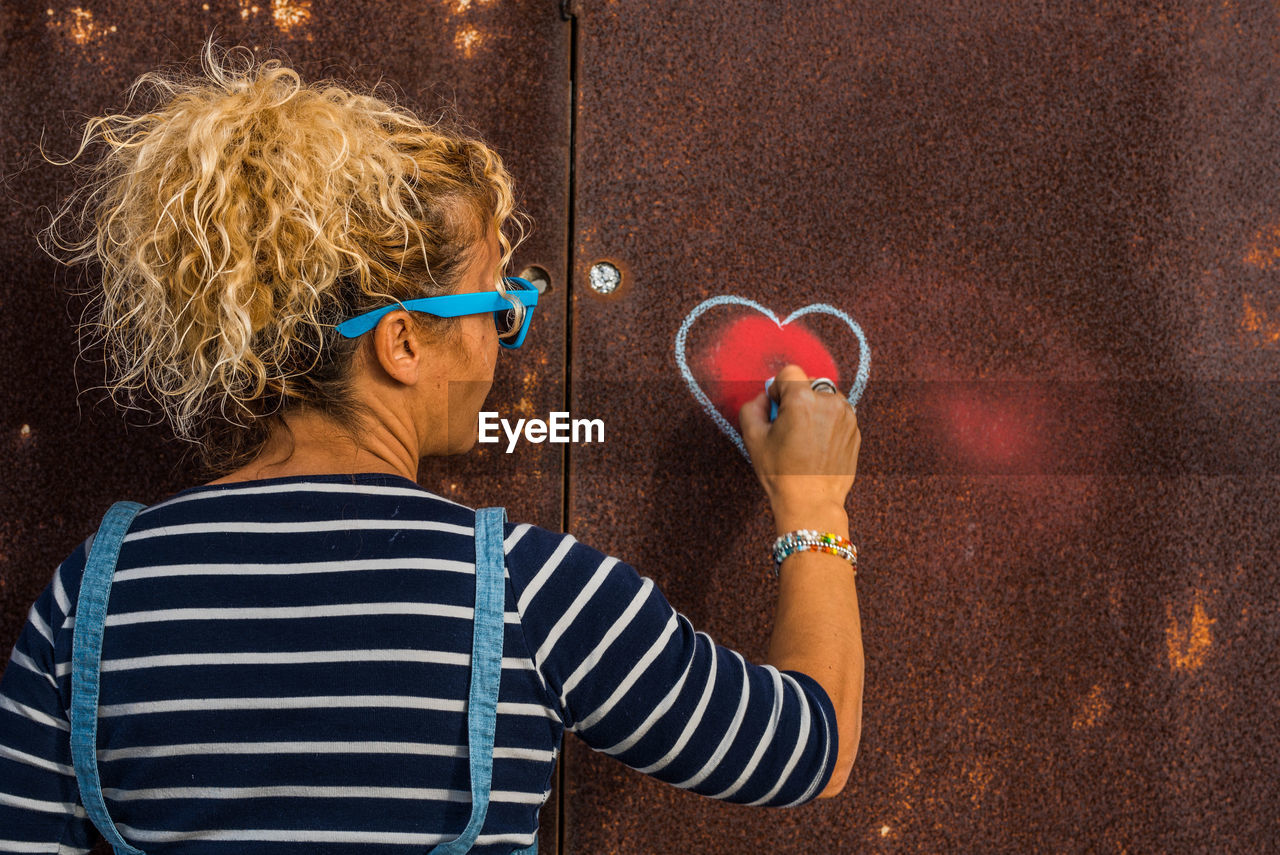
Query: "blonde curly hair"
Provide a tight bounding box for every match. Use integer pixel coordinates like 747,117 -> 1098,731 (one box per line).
42,42 -> 523,474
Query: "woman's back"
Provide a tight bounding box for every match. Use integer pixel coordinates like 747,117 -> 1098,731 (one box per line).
1,473 -> 837,852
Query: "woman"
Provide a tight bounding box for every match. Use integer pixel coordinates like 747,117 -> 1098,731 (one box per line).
0,45 -> 863,854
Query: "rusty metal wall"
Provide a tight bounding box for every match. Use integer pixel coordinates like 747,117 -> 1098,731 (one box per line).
5,0 -> 1280,853
0,2 -> 569,851
564,0 -> 1279,852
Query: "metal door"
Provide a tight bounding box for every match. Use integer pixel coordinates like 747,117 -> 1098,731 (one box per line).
3,2 -> 1278,853
560,1 -> 1279,852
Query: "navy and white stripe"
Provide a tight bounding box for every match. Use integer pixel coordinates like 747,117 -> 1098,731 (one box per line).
0,473 -> 837,854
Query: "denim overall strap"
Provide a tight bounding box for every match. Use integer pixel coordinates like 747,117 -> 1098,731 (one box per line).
70,501 -> 147,855
429,507 -> 534,855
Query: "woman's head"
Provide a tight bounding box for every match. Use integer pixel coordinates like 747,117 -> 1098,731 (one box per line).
43,42 -> 524,473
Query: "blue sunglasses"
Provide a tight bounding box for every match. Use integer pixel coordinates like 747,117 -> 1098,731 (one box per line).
335,276 -> 539,349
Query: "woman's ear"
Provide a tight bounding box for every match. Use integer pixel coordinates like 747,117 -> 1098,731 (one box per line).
369,311 -> 422,386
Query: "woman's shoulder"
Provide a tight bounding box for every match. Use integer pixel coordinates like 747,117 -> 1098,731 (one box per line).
498,519 -> 639,612
501,518 -> 607,562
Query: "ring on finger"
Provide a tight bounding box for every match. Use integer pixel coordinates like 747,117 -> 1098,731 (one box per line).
810,378 -> 839,395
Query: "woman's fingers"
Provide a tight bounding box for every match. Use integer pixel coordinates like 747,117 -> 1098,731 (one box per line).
740,389 -> 771,452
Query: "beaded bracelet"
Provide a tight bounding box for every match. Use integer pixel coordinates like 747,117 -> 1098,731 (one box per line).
772,530 -> 858,576
773,538 -> 858,569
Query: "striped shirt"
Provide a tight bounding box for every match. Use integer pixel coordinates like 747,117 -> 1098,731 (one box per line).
0,472 -> 837,854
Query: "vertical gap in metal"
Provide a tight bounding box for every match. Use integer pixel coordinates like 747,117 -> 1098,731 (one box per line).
558,2 -> 579,854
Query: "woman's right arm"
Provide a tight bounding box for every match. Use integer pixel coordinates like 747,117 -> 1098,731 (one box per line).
505,366 -> 862,806
505,528 -> 839,808
740,364 -> 865,797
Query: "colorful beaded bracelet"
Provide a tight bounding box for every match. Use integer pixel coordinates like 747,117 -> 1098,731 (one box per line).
772,530 -> 858,575
773,539 -> 858,568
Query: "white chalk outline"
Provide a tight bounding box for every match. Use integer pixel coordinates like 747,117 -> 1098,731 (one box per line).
674,295 -> 872,460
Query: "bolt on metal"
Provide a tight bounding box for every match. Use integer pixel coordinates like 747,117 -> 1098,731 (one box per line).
588,261 -> 621,295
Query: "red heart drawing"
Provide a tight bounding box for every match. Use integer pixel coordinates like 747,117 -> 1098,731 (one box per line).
674,295 -> 871,458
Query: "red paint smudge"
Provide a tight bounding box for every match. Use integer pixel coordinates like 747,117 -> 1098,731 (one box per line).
931,383 -> 1050,471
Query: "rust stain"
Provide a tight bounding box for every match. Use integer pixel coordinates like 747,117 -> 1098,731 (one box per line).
271,0 -> 311,32
509,369 -> 538,416
1072,683 -> 1110,730
964,756 -> 994,806
875,765 -> 921,842
1216,0 -> 1247,35
1241,293 -> 1280,345
1165,595 -> 1215,671
454,25 -> 483,58
46,6 -> 117,45
1243,222 -> 1280,269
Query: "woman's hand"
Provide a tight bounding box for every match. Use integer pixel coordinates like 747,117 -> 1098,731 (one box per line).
739,364 -> 861,534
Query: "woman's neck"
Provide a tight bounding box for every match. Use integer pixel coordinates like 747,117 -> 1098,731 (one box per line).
206,410 -> 418,486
